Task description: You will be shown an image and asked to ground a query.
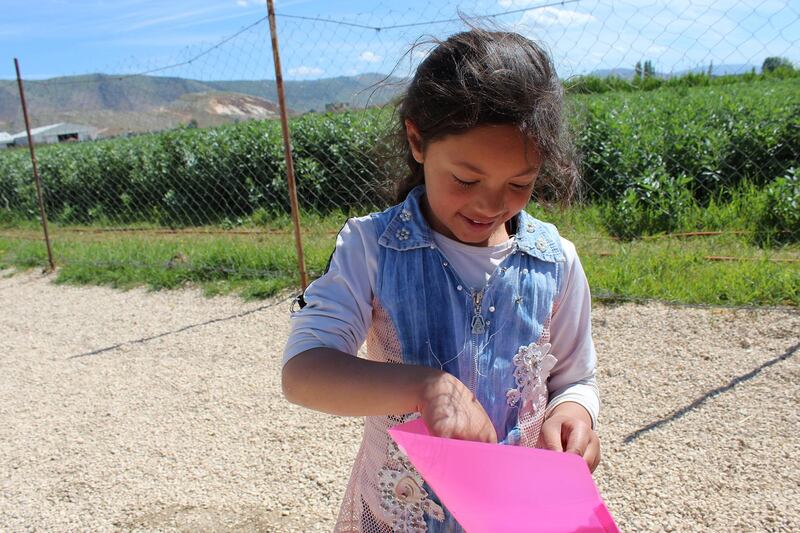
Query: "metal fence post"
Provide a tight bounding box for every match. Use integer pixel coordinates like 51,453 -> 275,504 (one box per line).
14,58 -> 55,272
265,0 -> 308,291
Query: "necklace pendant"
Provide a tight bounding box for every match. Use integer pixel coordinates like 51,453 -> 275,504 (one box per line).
471,314 -> 486,335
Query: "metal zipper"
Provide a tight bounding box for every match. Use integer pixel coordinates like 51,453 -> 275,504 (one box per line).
467,288 -> 485,393
471,288 -> 485,334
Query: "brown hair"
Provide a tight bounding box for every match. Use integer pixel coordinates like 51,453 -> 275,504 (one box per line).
392,28 -> 579,205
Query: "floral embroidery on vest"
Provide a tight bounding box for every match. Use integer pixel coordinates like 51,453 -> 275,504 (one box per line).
378,418 -> 445,532
506,342 -> 557,409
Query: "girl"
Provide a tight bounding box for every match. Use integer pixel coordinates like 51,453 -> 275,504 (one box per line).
282,28 -> 600,533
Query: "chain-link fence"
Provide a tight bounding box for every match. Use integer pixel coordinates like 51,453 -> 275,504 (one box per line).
0,0 -> 798,304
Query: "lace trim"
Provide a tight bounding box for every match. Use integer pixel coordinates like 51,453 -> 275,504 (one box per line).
506,342 -> 556,410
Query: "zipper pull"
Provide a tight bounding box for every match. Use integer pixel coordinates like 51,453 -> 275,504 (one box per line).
471,314 -> 486,335
471,289 -> 485,334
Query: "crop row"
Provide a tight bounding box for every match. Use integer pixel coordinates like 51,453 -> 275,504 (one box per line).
0,78 -> 797,241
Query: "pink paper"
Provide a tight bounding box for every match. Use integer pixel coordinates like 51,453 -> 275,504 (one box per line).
388,419 -> 620,533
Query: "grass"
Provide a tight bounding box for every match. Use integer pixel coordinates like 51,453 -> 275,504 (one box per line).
1,208 -> 798,306
0,221 -> 338,300
581,238 -> 799,306
531,203 -> 799,306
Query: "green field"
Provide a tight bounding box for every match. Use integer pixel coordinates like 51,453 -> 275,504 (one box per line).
1,75 -> 798,237
2,205 -> 797,306
1,72 -> 798,306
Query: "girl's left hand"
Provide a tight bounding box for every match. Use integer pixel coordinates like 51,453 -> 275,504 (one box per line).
536,402 -> 600,473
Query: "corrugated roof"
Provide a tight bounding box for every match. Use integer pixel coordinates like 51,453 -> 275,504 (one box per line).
11,122 -> 97,140
0,132 -> 13,142
12,123 -> 65,139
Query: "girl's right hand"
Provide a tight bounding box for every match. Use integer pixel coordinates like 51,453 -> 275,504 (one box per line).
417,372 -> 498,443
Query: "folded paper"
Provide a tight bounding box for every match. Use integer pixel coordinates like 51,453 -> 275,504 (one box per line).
388,419 -> 620,533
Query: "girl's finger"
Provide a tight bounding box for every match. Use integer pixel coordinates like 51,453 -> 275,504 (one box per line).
479,417 -> 498,443
581,431 -> 601,472
562,421 -> 590,456
538,419 -> 564,452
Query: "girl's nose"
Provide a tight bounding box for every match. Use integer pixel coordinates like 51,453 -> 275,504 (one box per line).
477,193 -> 506,217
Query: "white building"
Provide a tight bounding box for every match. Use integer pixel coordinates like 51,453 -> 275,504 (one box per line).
11,123 -> 99,147
0,131 -> 13,149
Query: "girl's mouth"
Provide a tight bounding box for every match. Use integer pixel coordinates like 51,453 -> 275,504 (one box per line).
461,214 -> 495,230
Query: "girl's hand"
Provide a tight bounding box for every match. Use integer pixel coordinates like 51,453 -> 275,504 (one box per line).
537,402 -> 600,472
417,372 -> 498,443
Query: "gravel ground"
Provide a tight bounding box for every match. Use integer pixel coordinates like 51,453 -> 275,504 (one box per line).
1,269 -> 798,532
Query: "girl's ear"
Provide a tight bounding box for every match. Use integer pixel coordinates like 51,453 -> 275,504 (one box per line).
404,119 -> 424,164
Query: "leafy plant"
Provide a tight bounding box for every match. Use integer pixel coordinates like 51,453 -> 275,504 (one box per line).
601,172 -> 694,240
571,78 -> 800,204
754,167 -> 800,246
0,77 -> 798,241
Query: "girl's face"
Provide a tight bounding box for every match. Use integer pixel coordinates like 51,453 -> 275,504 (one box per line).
406,121 -> 541,247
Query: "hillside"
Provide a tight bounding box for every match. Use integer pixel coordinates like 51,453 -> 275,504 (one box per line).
587,64 -> 757,80
0,73 -> 404,135
0,65 -> 760,136
206,73 -> 402,113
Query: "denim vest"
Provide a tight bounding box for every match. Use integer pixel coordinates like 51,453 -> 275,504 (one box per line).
333,185 -> 565,533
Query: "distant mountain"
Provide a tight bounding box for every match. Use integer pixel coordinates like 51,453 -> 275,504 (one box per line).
0,64 -> 760,136
36,93 -> 283,138
586,64 -> 758,80
206,73 -> 403,113
677,64 -> 757,76
587,68 -> 637,79
0,73 -> 405,136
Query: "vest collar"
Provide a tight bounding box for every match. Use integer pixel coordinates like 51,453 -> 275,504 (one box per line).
378,185 -> 564,262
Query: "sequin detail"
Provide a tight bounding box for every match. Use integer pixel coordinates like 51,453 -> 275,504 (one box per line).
400,209 -> 412,222
506,342 -> 556,408
378,436 -> 445,531
396,228 -> 411,241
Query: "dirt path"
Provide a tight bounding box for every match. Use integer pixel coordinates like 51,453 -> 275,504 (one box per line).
1,270 -> 798,532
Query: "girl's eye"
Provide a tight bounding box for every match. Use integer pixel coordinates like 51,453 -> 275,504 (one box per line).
452,175 -> 477,188
511,181 -> 534,190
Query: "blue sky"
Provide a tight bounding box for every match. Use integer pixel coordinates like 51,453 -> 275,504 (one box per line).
1,0 -> 798,81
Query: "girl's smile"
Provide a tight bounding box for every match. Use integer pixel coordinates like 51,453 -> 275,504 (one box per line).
460,213 -> 498,235
407,122 -> 542,247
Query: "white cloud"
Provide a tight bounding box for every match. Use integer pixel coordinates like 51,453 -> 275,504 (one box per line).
236,0 -> 311,6
498,0 -> 528,7
288,65 -> 323,77
359,51 -> 382,63
125,6 -> 225,31
412,49 -> 430,61
498,0 -> 549,7
105,34 -> 233,47
518,7 -> 595,27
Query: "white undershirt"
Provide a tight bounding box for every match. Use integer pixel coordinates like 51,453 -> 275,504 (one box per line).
282,214 -> 600,427
431,231 -> 516,290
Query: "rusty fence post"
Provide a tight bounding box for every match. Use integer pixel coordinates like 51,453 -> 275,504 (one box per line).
265,0 -> 308,291
14,58 -> 55,272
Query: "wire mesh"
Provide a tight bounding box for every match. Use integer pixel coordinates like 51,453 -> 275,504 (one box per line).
0,0 -> 797,303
